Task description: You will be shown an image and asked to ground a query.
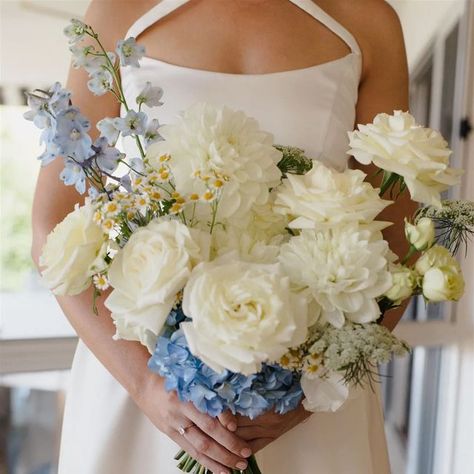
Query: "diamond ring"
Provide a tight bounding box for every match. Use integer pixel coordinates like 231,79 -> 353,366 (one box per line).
177,423 -> 193,436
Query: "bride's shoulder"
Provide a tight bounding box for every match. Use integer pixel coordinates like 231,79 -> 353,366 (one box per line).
324,0 -> 406,80
83,0 -> 159,42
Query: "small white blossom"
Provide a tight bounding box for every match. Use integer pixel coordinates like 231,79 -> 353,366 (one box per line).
136,82 -> 164,107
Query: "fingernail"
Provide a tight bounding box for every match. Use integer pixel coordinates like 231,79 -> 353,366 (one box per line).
241,448 -> 252,458
236,461 -> 248,470
227,421 -> 237,431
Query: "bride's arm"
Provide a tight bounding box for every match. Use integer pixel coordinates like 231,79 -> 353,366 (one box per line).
30,3 -> 252,473
351,1 -> 416,332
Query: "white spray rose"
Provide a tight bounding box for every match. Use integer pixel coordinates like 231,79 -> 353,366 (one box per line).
181,253 -> 309,375
405,217 -> 435,251
279,226 -> 392,328
415,245 -> 457,275
348,110 -> 462,207
105,219 -> 210,353
146,102 -> 282,219
274,161 -> 390,230
422,266 -> 464,302
414,245 -> 464,302
40,203 -> 107,295
385,264 -> 417,305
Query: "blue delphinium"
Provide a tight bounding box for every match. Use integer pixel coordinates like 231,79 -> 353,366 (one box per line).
91,136 -> 123,174
87,70 -> 113,96
96,117 -> 120,146
136,81 -> 164,108
60,160 -> 87,194
64,19 -> 87,44
148,326 -> 303,420
114,110 -> 147,137
52,107 -> 93,162
116,37 -> 145,67
144,118 -> 162,146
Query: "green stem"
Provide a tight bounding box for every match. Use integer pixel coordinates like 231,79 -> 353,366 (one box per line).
401,245 -> 418,265
86,29 -> 146,159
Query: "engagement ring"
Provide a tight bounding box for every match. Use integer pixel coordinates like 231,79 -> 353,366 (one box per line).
177,423 -> 193,436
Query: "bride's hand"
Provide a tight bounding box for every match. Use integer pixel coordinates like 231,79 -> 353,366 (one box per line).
233,403 -> 312,453
135,374 -> 252,474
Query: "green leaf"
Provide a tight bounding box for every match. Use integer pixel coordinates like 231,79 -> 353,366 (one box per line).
275,145 -> 313,176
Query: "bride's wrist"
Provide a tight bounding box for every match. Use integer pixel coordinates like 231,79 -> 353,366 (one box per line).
130,369 -> 165,408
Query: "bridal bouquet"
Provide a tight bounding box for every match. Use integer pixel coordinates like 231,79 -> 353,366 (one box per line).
26,19 -> 473,474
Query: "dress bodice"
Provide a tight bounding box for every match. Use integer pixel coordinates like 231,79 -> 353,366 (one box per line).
119,0 -> 362,170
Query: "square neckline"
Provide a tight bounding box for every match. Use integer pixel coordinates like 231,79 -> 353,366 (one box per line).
132,51 -> 358,78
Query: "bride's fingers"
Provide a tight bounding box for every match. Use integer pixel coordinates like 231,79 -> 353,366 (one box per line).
183,404 -> 253,460
235,425 -> 271,440
170,429 -> 233,474
184,425 -> 249,471
218,411 -> 238,432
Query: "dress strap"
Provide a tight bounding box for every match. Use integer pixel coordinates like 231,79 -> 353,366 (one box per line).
125,0 -> 361,57
125,0 -> 190,39
288,0 -> 361,56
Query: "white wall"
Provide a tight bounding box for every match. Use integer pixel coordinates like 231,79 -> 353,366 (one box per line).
389,0 -> 466,69
0,1 -> 89,93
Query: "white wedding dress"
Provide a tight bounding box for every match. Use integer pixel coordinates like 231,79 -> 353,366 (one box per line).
58,1 -> 391,473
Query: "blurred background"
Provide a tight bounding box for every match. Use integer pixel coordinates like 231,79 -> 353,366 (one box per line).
0,1 -> 473,473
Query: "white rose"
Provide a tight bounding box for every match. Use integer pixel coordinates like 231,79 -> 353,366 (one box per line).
279,226 -> 392,328
405,217 -> 435,251
422,266 -> 464,302
105,219 -> 210,353
301,371 -> 349,412
385,264 -> 417,304
146,102 -> 282,219
181,253 -> 309,375
415,245 -> 457,275
274,161 -> 390,230
40,203 -> 107,295
348,110 -> 462,207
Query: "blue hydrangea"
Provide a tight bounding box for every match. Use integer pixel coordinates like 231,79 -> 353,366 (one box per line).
116,37 -> 145,67
148,326 -> 303,419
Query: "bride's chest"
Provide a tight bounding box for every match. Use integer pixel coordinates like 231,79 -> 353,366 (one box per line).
120,53 -> 360,171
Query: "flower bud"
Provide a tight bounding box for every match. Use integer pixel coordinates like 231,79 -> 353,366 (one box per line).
405,217 -> 435,251
385,265 -> 417,304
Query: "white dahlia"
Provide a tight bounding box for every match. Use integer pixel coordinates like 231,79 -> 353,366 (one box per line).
279,226 -> 392,328
146,102 -> 282,219
348,110 -> 462,207
274,161 -> 390,230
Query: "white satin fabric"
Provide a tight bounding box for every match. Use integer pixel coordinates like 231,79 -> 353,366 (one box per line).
58,1 -> 391,472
